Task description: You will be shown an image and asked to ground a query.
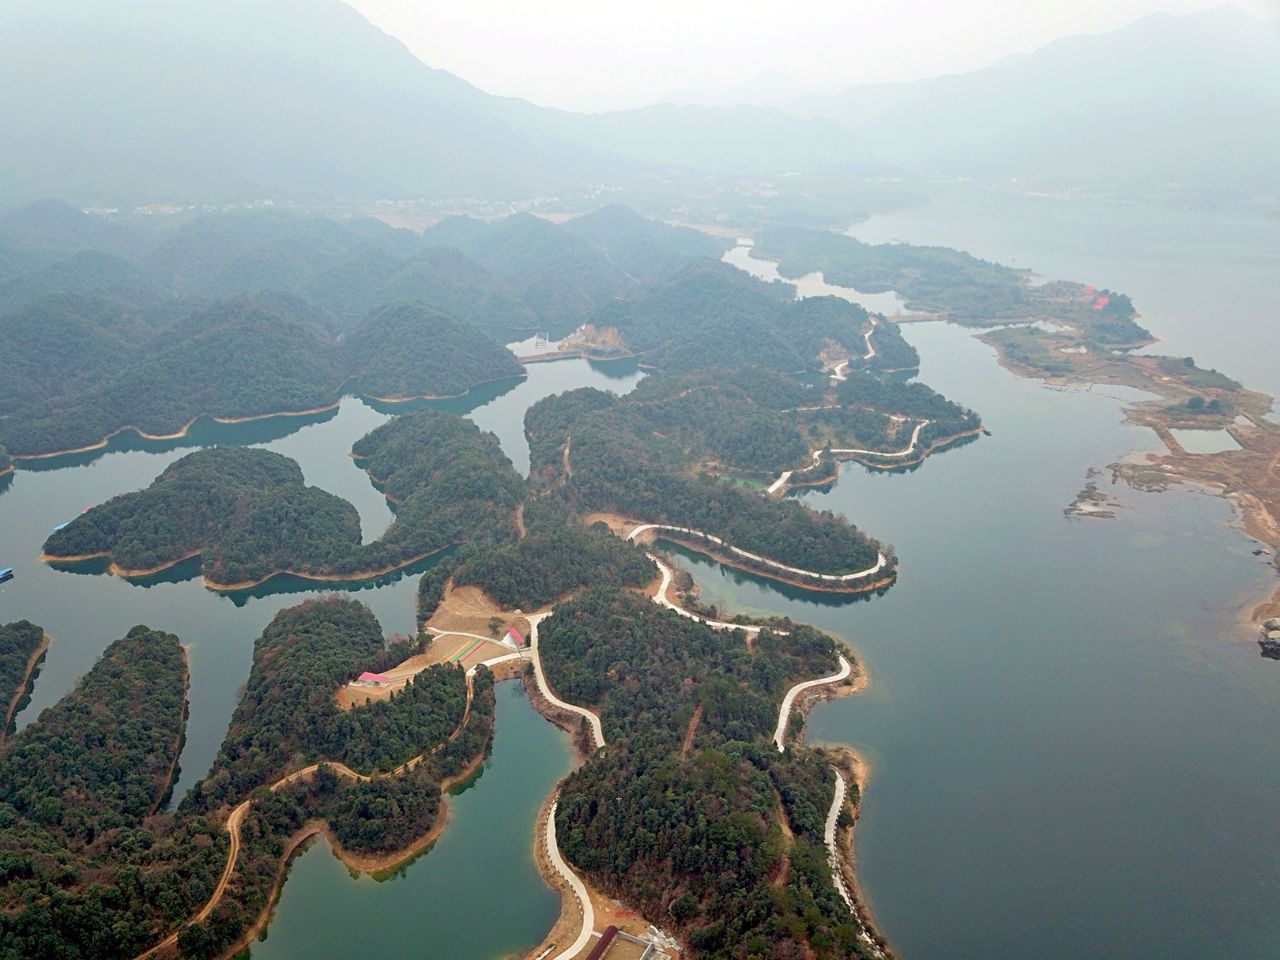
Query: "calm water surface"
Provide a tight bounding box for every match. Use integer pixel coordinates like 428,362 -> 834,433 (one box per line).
4,203 -> 1277,959
250,683 -> 572,960
0,357 -> 638,960
852,187 -> 1280,399
708,225 -> 1280,958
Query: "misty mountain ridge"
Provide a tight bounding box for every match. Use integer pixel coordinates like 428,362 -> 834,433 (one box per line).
786,5 -> 1280,187
0,1 -> 1274,206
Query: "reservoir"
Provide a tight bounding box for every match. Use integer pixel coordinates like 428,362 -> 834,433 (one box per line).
2,198 -> 1277,958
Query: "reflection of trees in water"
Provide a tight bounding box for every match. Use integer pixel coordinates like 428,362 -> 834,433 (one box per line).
16,406 -> 342,473
44,549 -> 452,610
658,539 -> 881,613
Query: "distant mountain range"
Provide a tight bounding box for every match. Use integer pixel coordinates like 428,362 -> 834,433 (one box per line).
789,6 -> 1280,188
0,1 -> 1274,205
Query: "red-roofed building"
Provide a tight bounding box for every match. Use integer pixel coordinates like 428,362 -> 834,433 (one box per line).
506,626 -> 526,647
355,671 -> 390,686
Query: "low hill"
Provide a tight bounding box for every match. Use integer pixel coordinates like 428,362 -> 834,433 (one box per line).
561,204 -> 731,282
343,300 -> 524,400
422,213 -> 638,336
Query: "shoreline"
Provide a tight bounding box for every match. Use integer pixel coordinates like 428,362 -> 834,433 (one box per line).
42,546 -> 448,592
772,426 -> 984,495
980,331 -> 1280,632
2,632 -> 50,741
148,648 -> 190,818
642,529 -> 897,596
363,370 -> 529,404
789,654 -> 894,959
8,402 -> 345,462
190,676 -> 495,960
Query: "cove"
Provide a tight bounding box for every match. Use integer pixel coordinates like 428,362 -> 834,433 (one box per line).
0,356 -> 641,808
247,682 -> 574,960
665,316 -> 1280,959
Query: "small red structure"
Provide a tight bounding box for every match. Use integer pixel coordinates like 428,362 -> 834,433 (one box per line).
355,671 -> 390,686
1092,294 -> 1110,312
585,927 -> 620,960
506,626 -> 526,647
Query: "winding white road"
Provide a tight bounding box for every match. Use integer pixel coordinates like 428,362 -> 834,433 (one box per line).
824,772 -> 854,910
768,418 -> 930,496
529,612 -> 606,751
545,798 -> 596,960
773,654 -> 851,752
646,552 -> 774,634
830,317 -> 877,382
824,770 -> 885,956
627,524 -> 887,584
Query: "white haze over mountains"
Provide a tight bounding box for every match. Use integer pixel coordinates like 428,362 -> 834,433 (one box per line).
0,0 -> 1275,205
349,0 -> 1279,112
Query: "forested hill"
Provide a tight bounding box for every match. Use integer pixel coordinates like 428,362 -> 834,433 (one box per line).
0,293 -> 526,458
0,202 -> 754,457
561,204 -> 732,283
343,301 -> 523,400
524,361 -> 977,582
577,258 -> 900,374
0,599 -> 500,960
421,213 -> 638,336
543,588 -> 872,957
172,598 -> 499,958
1,620 -> 45,736
525,381 -> 892,585
44,413 -> 524,587
0,296 -> 348,457
754,226 -> 1151,344
0,625 -> 216,960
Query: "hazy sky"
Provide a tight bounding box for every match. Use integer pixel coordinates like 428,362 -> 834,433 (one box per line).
347,0 -> 1277,112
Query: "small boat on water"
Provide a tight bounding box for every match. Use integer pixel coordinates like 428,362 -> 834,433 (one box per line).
0,567 -> 13,584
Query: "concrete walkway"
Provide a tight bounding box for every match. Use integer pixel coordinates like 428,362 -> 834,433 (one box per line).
529,612 -> 606,751
773,654 -> 851,751
628,523 -> 887,584
545,798 -> 596,960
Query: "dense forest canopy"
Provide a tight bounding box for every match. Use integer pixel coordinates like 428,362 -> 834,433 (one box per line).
0,597 -> 499,960
561,204 -> 732,283
184,598 -> 466,810
0,626 -> 225,960
45,411 -> 525,587
175,598 -> 497,960
452,520 -> 656,610
421,212 -> 638,337
342,300 -> 524,399
523,362 -> 976,581
544,588 -> 871,958
0,202 -> 748,456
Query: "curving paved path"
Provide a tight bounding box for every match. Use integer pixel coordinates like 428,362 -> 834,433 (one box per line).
824,772 -> 854,910
646,552 -> 772,634
768,418 -> 930,496
773,654 -> 851,752
132,671 -> 479,960
529,612 -> 606,751
628,523 -> 887,584
829,317 -> 877,383
544,797 -> 596,960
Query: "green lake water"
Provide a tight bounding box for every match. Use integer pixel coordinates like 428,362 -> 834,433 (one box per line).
248,682 -> 573,960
